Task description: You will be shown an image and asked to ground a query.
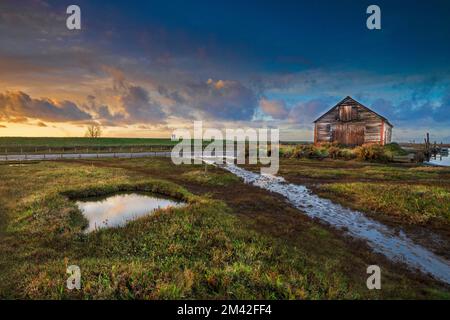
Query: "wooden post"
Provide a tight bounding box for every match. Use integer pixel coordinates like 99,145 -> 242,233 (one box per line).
424,138 -> 427,156
424,132 -> 431,160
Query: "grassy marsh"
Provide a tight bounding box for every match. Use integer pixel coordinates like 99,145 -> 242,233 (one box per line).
0,158 -> 448,299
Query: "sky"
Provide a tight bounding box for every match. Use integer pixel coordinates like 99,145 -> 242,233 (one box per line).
0,0 -> 450,142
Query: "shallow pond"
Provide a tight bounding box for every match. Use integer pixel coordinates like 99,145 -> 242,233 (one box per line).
76,193 -> 184,232
426,153 -> 450,166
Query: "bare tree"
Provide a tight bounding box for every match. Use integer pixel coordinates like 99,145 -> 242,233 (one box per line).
85,123 -> 102,138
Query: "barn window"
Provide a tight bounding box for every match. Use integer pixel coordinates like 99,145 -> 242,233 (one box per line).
339,105 -> 358,121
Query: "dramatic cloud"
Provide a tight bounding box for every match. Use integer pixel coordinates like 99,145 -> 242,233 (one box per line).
1,1 -> 450,140
259,98 -> 289,119
433,94 -> 450,122
196,79 -> 257,120
0,91 -> 92,123
119,85 -> 166,124
288,99 -> 329,125
158,78 -> 258,121
97,67 -> 168,125
371,94 -> 450,125
81,94 -> 123,126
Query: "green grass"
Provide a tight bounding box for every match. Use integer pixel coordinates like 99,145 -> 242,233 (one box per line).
316,183 -> 450,225
383,142 -> 409,157
0,159 -> 448,299
245,157 -> 450,252
0,161 -> 353,299
267,158 -> 450,227
271,158 -> 450,182
280,142 -> 410,162
0,137 -> 180,153
181,170 -> 240,187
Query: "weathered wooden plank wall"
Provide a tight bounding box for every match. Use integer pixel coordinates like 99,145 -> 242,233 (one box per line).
314,97 -> 392,146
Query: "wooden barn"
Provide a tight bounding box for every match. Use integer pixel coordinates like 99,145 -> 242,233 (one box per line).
313,96 -> 393,146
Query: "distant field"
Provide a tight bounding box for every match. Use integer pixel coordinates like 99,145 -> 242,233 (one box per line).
0,137 -> 176,148
0,137 -> 283,154
0,137 -> 306,146
0,137 -> 184,153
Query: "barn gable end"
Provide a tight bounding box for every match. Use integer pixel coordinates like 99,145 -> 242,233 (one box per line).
313,96 -> 393,146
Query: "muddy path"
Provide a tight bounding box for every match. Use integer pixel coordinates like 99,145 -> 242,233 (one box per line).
241,162 -> 450,260
223,163 -> 450,285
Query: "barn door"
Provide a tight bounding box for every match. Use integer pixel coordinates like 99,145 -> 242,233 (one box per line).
348,124 -> 365,145
333,123 -> 365,145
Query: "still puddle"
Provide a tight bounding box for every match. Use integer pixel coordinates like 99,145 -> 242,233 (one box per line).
426,153 -> 450,167
76,193 -> 184,232
223,162 -> 450,285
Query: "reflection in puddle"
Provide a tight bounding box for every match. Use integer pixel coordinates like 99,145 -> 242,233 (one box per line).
76,193 -> 184,232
